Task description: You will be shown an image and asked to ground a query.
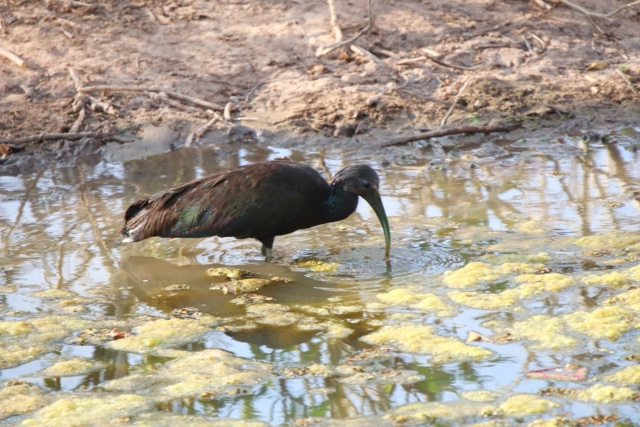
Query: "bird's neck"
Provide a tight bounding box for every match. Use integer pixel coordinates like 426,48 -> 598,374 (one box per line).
325,185 -> 359,221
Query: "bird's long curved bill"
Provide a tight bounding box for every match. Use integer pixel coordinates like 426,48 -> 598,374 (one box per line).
363,191 -> 391,259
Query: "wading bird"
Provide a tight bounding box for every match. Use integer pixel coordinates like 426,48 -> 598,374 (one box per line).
122,160 -> 391,259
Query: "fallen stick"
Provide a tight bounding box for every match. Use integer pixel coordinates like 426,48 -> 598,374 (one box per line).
423,52 -> 483,71
350,44 -> 386,68
560,0 -> 640,18
0,46 -> 26,68
381,123 -> 523,147
69,107 -> 86,133
440,76 -> 475,128
316,0 -> 373,56
615,69 -> 639,97
185,115 -> 219,148
78,85 -> 223,110
0,131 -> 118,145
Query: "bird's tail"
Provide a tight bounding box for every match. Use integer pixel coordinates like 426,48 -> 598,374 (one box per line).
121,199 -> 153,242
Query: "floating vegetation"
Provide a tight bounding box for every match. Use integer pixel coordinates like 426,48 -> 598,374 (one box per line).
361,324 -> 493,362
107,317 -> 219,354
205,267 -> 253,280
39,358 -> 105,377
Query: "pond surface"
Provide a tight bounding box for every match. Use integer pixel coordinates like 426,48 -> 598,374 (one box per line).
1,132 -> 640,426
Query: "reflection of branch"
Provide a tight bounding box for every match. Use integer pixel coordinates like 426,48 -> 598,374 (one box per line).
78,169 -> 114,267
56,224 -> 77,288
2,169 -> 44,253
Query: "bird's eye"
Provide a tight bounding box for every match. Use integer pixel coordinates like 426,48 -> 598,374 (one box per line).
363,181 -> 371,189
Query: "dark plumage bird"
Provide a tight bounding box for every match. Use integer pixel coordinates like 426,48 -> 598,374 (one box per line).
122,160 -> 391,259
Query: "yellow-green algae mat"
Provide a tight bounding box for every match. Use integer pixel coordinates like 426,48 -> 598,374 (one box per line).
3,228 -> 640,426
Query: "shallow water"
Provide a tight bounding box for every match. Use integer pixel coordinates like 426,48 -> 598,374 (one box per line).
1,132 -> 640,425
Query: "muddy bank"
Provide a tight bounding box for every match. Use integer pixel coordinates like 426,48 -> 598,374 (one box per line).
1,0 -> 639,174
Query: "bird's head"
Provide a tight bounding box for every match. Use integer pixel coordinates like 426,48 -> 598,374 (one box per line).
332,165 -> 391,258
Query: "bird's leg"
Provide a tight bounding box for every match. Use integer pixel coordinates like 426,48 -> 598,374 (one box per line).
260,237 -> 275,262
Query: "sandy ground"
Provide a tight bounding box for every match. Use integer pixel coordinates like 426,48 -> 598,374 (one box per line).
0,0 -> 639,173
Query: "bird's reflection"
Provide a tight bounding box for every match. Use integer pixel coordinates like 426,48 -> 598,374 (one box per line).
122,256 -> 366,348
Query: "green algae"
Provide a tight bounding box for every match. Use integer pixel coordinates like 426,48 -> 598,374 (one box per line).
563,306 -> 636,341
460,390 -> 501,402
0,316 -> 94,369
21,394 -> 150,427
210,278 -> 272,294
498,394 -> 559,416
104,349 -> 271,399
39,358 -> 105,377
33,289 -> 78,299
448,289 -> 518,310
204,267 -> 253,280
447,271 -> 576,310
293,259 -> 340,272
245,303 -> 303,326
107,317 -> 217,354
601,365 -> 640,384
123,413 -> 270,427
376,288 -> 455,317
0,381 -> 50,421
443,262 -> 502,288
385,401 -> 493,423
361,324 -> 493,362
576,384 -> 637,403
604,288 -> 640,312
509,315 -> 578,349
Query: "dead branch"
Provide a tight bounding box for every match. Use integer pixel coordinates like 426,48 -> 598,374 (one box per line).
0,132 -> 118,145
382,123 -> 523,147
532,0 -> 553,11
423,52 -> 483,71
185,115 -> 220,148
615,69 -> 639,97
350,44 -> 386,68
69,107 -> 86,133
560,0 -> 640,18
440,76 -> 475,128
316,0 -> 373,57
78,85 -> 223,110
0,46 -> 26,68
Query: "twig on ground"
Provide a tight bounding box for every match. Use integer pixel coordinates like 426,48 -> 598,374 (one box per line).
615,68 -> 639,97
525,32 -> 547,53
69,107 -> 86,133
474,42 -> 524,50
0,46 -> 26,68
350,44 -> 386,68
79,85 -> 222,110
223,102 -> 234,121
532,0 -> 553,11
316,0 -> 373,57
185,115 -> 220,148
234,116 -> 275,124
0,132 -> 119,145
396,56 -> 429,66
423,51 -> 483,71
68,68 -> 81,89
440,76 -> 475,128
382,123 -> 523,147
560,0 -> 640,18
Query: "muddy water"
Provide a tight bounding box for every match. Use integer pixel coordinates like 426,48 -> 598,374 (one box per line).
1,133 -> 640,425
